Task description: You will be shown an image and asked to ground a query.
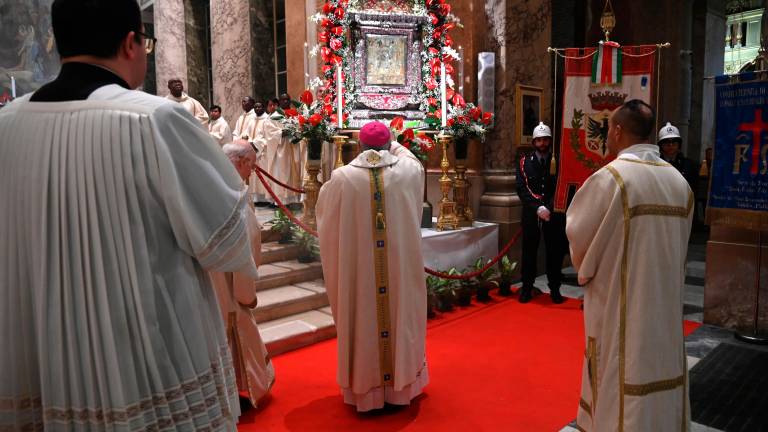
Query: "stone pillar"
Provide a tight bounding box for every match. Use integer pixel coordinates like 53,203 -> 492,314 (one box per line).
184,0 -> 211,108
154,0 -> 188,97
697,0 -> 726,159
250,0 -> 276,104
211,0 -> 254,124
285,1 -> 308,99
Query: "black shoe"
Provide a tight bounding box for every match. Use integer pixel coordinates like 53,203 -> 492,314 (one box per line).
550,287 -> 565,304
518,287 -> 533,303
255,201 -> 271,207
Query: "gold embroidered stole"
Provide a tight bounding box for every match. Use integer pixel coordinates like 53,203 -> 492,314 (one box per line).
369,168 -> 394,386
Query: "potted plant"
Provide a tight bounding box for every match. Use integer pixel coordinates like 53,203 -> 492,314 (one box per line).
278,90 -> 340,160
443,102 -> 494,160
292,226 -> 320,263
456,267 -> 475,307
498,255 -> 518,296
433,270 -> 459,312
425,275 -> 440,318
265,209 -> 295,244
473,257 -> 499,302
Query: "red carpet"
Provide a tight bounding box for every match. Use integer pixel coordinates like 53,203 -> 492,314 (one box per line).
238,294 -> 700,431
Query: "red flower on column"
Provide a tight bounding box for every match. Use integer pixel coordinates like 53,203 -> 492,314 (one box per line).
334,8 -> 345,20
309,114 -> 324,126
470,106 -> 482,120
321,18 -> 333,28
322,2 -> 334,14
320,47 -> 332,62
298,116 -> 307,127
331,26 -> 344,36
425,77 -> 438,90
329,38 -> 342,51
390,116 -> 404,131
318,31 -> 329,43
452,93 -> 466,107
284,108 -> 298,117
482,112 -> 494,125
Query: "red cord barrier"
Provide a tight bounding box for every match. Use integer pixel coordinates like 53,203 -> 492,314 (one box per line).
253,167 -> 318,237
255,165 -> 306,194
254,169 -> 522,280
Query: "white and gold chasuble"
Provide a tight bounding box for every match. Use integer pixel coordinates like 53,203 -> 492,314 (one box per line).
317,143 -> 428,412
567,144 -> 694,432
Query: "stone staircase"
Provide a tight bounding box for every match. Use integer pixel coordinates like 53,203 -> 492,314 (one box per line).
255,227 -> 335,356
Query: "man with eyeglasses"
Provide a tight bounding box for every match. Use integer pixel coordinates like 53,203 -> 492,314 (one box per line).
0,0 -> 258,430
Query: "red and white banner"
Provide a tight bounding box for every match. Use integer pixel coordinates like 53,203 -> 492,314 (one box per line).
554,44 -> 656,212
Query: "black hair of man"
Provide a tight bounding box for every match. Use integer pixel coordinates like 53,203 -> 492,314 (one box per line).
270,98 -> 279,104
614,99 -> 655,141
52,0 -> 142,59
210,105 -> 221,112
243,96 -> 255,104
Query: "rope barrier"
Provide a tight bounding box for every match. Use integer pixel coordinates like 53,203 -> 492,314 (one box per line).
254,168 -> 523,280
253,167 -> 318,237
423,227 -> 522,280
255,165 -> 306,194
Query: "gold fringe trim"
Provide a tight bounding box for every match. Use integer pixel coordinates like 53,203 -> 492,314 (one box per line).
625,375 -> 685,396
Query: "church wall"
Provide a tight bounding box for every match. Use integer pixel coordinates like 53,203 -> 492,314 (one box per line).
249,0 -> 277,104
155,0 -> 189,97
184,0 -> 213,108
0,0 -> 59,100
211,0 -> 255,124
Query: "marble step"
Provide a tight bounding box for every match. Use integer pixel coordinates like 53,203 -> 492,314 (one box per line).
260,242 -> 300,265
259,307 -> 336,356
256,260 -> 324,291
254,279 -> 328,323
686,260 -> 706,279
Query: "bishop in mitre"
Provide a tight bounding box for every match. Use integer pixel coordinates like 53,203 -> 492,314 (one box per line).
317,121 -> 428,412
566,100 -> 693,431
209,143 -> 276,408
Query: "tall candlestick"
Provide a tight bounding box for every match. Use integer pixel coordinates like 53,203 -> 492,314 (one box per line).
303,43 -> 310,89
11,76 -> 16,99
336,63 -> 343,129
440,61 -> 447,128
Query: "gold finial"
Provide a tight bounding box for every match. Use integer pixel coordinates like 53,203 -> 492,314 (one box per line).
600,0 -> 616,41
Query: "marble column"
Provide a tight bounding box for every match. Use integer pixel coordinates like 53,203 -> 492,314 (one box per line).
154,0 -> 188,97
184,0 -> 211,108
250,0 -> 276,104
211,0 -> 254,124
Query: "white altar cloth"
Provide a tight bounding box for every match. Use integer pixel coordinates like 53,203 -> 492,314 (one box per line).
421,220 -> 499,273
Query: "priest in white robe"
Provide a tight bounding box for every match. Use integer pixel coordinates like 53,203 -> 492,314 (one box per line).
566,100 -> 693,432
211,143 -> 276,408
0,3 -> 257,428
232,96 -> 257,142
317,121 -> 428,412
166,78 -> 209,125
262,110 -> 302,205
244,101 -> 272,205
208,104 -> 232,146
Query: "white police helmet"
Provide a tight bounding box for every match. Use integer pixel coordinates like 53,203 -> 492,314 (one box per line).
532,122 -> 552,139
658,122 -> 681,142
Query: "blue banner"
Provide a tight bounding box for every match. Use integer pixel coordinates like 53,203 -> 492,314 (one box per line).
708,76 -> 768,228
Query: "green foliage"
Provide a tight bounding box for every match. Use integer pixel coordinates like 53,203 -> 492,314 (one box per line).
265,210 -> 294,237
499,255 -> 518,283
292,226 -> 320,259
472,257 -> 498,283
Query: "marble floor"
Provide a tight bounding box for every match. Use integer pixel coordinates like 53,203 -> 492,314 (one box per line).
555,231 -> 767,432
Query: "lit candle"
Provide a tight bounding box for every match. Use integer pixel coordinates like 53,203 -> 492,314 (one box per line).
458,46 -> 464,95
336,63 -> 343,129
11,76 -> 16,99
440,61 -> 447,128
303,42 -> 310,89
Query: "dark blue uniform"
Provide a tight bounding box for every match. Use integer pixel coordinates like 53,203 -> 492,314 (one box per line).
515,151 -> 568,301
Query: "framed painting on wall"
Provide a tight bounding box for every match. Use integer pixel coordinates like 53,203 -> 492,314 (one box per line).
515,84 -> 543,150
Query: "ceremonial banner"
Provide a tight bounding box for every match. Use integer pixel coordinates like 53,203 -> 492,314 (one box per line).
707,74 -> 768,230
554,45 -> 656,212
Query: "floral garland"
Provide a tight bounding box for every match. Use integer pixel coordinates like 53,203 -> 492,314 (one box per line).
310,0 -> 352,128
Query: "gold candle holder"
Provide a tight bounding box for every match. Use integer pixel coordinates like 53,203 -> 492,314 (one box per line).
453,161 -> 473,227
301,158 -> 322,230
332,134 -> 348,169
436,133 -> 459,231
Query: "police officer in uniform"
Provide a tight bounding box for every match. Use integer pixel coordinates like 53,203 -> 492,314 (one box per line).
515,122 -> 568,304
658,122 -> 699,190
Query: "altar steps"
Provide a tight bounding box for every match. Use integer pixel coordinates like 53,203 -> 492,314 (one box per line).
255,230 -> 335,357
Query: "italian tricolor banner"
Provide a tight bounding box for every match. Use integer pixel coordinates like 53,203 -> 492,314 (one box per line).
554,44 -> 657,212
592,41 -> 622,84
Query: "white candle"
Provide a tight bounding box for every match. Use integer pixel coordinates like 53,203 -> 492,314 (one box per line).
337,64 -> 343,129
440,61 -> 447,128
11,76 -> 16,99
303,42 -> 310,89
458,46 -> 464,95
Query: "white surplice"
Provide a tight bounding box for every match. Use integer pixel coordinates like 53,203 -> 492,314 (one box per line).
210,213 -> 274,407
566,144 -> 694,432
232,109 -> 256,141
316,143 -> 428,412
0,85 -> 261,431
166,92 -> 209,126
246,113 -> 271,203
209,116 -> 232,146
262,116 -> 301,204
